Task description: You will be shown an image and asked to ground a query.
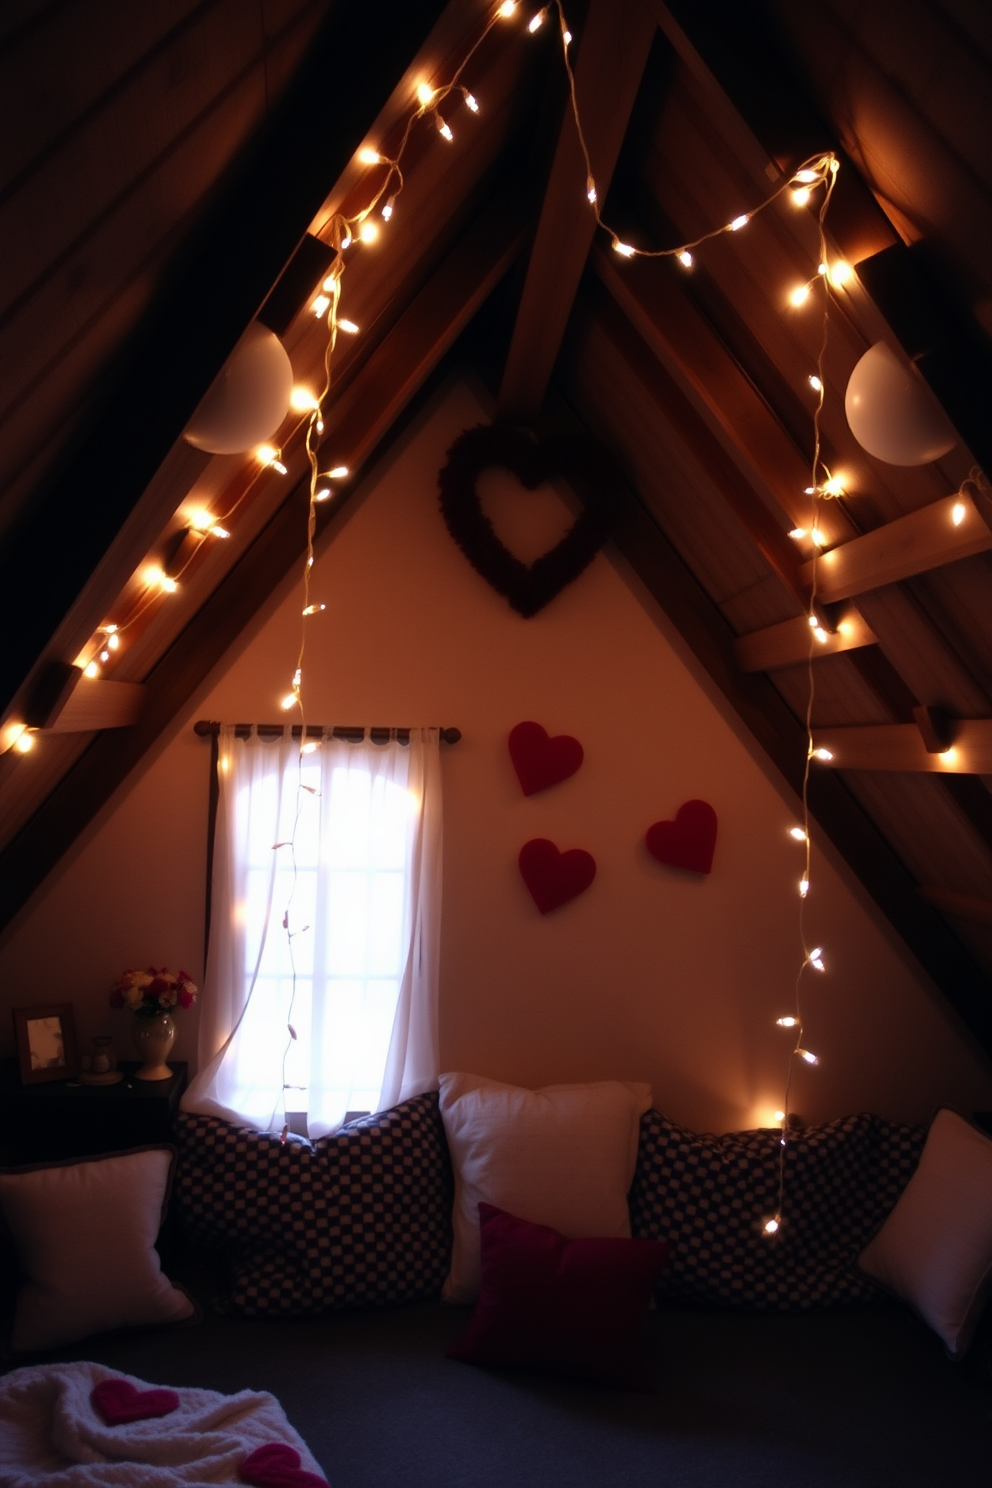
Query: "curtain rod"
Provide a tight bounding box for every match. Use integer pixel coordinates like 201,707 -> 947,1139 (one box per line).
194,721 -> 461,745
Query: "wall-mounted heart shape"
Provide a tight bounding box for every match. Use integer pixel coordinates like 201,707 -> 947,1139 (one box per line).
91,1379 -> 180,1425
437,424 -> 612,617
645,800 -> 718,875
508,721 -> 584,796
240,1443 -> 329,1488
519,838 -> 597,914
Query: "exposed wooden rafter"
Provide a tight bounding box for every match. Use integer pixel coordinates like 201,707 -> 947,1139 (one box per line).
734,606 -> 876,673
812,720 -> 992,774
497,0 -> 656,422
799,494 -> 992,605
0,0 -> 451,724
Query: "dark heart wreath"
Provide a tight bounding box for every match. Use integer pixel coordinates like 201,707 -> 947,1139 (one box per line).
437,424 -> 614,618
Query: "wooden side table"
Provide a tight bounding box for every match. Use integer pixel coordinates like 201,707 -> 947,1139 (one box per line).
0,1059 -> 188,1165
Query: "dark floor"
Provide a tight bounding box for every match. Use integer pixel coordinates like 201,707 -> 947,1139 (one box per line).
8,1280 -> 991,1488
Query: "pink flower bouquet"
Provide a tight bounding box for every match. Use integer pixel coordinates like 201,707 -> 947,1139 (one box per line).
110,967 -> 198,1015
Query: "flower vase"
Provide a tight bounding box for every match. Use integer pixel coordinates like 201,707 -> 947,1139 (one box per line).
132,1011 -> 176,1080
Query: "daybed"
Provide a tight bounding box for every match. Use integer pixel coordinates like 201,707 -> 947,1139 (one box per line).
2,1093 -> 990,1488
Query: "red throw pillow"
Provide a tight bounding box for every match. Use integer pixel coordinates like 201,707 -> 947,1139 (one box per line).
447,1203 -> 669,1389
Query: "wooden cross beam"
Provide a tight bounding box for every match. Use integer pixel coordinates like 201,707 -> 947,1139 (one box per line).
498,0 -> 656,423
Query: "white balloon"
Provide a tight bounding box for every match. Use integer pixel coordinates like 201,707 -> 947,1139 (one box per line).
184,323 -> 293,455
844,341 -> 956,466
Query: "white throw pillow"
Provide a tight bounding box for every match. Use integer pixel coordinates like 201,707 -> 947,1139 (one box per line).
0,1147 -> 196,1353
858,1108 -> 992,1357
438,1072 -> 652,1303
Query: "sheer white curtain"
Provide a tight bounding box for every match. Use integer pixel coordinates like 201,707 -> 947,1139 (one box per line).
182,725 -> 442,1137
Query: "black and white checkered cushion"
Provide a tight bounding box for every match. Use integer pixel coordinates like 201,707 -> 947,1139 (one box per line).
174,1092 -> 453,1314
629,1110 -> 925,1309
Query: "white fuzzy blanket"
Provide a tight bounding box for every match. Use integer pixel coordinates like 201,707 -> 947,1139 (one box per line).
0,1360 -> 326,1487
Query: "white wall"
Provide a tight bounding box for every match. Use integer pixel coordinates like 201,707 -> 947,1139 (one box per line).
2,379 -> 990,1130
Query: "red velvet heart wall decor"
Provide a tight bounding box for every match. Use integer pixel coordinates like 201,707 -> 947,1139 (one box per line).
645,800 -> 718,875
508,721 -> 584,796
240,1443 -> 329,1488
91,1379 -> 180,1425
437,424 -> 613,617
519,838 -> 596,914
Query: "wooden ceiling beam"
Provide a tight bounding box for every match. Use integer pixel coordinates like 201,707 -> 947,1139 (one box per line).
812,720 -> 992,774
497,0 -> 656,423
0,0 -> 451,722
734,606 -> 877,673
919,888 -> 992,929
799,494 -> 992,605
0,188 -> 526,933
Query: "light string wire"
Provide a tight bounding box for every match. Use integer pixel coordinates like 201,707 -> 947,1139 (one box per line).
30,4 -> 847,1185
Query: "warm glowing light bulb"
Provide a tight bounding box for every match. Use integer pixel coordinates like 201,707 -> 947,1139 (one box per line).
812,747 -> 833,761
302,603 -> 326,616
281,693 -> 297,711
14,730 -> 34,754
678,249 -> 693,268
790,283 -> 812,307
312,295 -> 330,317
798,1049 -> 819,1065
613,240 -> 635,258
808,614 -> 821,629
822,474 -> 845,497
338,319 -> 359,335
809,947 -> 825,970
952,501 -> 966,526
340,231 -> 352,250
99,649 -> 109,662
327,465 -> 349,479
437,118 -> 454,141
562,28 -> 572,44
794,168 -> 819,183
314,488 -> 332,502
382,196 -> 395,221
528,9 -> 545,30
810,527 -> 827,547
255,445 -> 287,473
84,660 -> 99,678
358,147 -> 382,165
777,1016 -> 799,1028
788,527 -> 807,541
586,177 -> 597,203
763,1217 -> 780,1235
790,827 -> 808,842
464,92 -> 479,113
301,741 -> 318,755
290,387 -> 319,412
799,878 -> 810,897
808,374 -> 822,391
791,187 -> 811,207
498,0 -> 517,15
360,220 -> 379,242
774,1110 -> 786,1122
107,632 -> 120,649
417,82 -> 435,106
828,260 -> 853,288
729,214 -> 748,231
160,575 -> 178,592
3,722 -> 27,752
938,746 -> 958,765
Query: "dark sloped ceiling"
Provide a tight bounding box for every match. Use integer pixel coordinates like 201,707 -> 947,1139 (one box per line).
1,0 -> 990,1058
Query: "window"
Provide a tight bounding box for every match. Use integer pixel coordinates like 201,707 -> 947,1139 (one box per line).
182,726 -> 442,1137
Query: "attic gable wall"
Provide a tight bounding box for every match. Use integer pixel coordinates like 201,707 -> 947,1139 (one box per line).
1,380 -> 989,1130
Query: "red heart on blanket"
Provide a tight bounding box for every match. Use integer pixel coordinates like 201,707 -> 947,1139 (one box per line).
508,721 -> 584,796
519,838 -> 596,914
91,1379 -> 180,1425
240,1443 -> 329,1488
645,800 -> 718,875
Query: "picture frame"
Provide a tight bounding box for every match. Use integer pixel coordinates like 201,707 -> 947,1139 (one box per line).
12,1003 -> 80,1085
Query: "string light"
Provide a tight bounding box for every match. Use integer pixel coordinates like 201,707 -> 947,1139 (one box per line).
729,214 -> 749,231
360,220 -> 379,242
808,374 -> 822,391
678,249 -> 693,268
528,8 -> 546,30
312,294 -> 331,317
337,319 -> 359,335
776,1017 -> 799,1028
358,147 -> 383,165
789,827 -> 808,842
436,116 -> 454,142
952,501 -> 966,525
464,92 -> 480,113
